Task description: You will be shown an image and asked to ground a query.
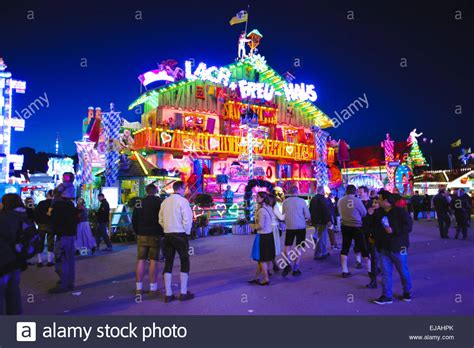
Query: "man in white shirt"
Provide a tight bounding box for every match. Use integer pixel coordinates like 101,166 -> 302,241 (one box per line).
159,181 -> 194,302
337,185 -> 368,278
282,186 -> 311,276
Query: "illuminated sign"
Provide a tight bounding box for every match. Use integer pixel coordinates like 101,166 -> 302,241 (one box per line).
184,59 -> 317,102
8,117 -> 25,131
284,83 -> 317,102
9,80 -> 26,94
7,154 -> 24,170
238,81 -> 275,101
185,61 -> 231,86
0,59 -> 27,183
138,70 -> 175,86
388,161 -> 400,167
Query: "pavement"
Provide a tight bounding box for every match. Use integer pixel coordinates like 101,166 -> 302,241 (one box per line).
20,219 -> 474,315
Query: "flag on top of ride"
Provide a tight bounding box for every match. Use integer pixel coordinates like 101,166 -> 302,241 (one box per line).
450,139 -> 461,148
229,10 -> 248,25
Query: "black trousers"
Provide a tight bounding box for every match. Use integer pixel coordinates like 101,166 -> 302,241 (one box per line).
163,233 -> 190,273
38,229 -> 55,253
413,207 -> 420,220
437,214 -> 451,238
341,225 -> 369,257
366,235 -> 378,276
454,213 -> 468,238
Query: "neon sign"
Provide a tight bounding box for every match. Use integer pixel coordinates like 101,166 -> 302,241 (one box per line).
185,61 -> 231,86
238,81 -> 275,101
7,154 -> 24,170
185,60 -> 317,103
284,83 -> 317,102
8,117 -> 25,131
9,80 -> 26,94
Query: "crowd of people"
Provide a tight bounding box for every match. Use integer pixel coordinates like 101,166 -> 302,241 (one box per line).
249,184 -> 418,305
0,176 -> 114,314
410,188 -> 472,237
1,178 -> 472,313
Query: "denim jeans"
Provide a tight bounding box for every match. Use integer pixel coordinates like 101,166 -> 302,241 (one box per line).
96,222 -> 112,248
54,236 -> 62,277
55,236 -> 76,289
0,269 -> 22,315
313,224 -> 328,258
379,249 -> 412,299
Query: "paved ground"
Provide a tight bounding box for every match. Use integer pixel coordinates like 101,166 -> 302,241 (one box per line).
21,219 -> 473,315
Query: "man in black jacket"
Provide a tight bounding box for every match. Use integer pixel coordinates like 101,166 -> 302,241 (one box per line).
411,191 -> 422,220
433,188 -> 451,239
310,186 -> 331,260
48,196 -> 79,294
34,190 -> 55,267
132,184 -> 164,296
451,189 -> 470,239
371,190 -> 413,305
96,193 -> 112,251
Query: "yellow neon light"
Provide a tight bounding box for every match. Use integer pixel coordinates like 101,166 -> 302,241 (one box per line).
134,151 -> 149,176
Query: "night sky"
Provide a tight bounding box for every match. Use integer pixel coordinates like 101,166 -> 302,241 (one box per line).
1,0 -> 472,168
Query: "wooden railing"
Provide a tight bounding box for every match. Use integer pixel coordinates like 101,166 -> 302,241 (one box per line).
133,128 -> 316,161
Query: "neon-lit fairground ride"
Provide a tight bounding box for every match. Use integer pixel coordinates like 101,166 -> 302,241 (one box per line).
75,29 -> 348,226
75,29 -> 457,228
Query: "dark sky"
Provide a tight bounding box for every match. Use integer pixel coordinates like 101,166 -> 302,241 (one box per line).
1,0 -> 472,168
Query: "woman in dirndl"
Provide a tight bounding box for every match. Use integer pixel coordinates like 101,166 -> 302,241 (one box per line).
248,192 -> 275,286
75,198 -> 97,255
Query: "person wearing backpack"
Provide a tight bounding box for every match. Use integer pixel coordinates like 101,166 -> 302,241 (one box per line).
0,193 -> 39,315
370,190 -> 413,305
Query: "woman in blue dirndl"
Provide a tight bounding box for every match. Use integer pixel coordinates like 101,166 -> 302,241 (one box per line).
249,192 -> 276,286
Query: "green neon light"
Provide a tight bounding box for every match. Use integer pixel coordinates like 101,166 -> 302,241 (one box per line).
228,203 -> 240,217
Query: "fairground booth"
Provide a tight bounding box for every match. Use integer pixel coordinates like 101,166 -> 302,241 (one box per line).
76,30 -> 341,230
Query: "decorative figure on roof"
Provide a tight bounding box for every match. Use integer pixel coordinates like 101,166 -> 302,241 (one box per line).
459,147 -> 473,166
407,128 -> 423,146
147,59 -> 185,83
246,29 -> 263,57
406,129 -> 427,166
238,32 -> 250,59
